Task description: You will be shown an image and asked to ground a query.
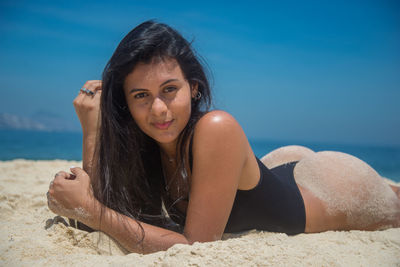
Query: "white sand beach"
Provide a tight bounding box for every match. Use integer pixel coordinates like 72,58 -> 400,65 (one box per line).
0,159 -> 399,266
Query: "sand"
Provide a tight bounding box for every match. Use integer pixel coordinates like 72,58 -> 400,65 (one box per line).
0,159 -> 399,266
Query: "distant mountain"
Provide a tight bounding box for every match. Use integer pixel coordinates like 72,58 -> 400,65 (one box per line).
0,113 -> 47,130
31,110 -> 79,132
0,112 -> 79,132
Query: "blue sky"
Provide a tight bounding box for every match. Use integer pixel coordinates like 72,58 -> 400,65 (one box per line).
0,0 -> 399,146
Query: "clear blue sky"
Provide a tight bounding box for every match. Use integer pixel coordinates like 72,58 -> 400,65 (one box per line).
1,0 -> 399,146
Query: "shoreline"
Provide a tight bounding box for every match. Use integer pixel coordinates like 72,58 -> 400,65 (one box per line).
1,159 -> 399,266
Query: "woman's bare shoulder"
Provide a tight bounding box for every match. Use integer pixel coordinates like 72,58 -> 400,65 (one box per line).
193,110 -> 247,150
195,110 -> 242,133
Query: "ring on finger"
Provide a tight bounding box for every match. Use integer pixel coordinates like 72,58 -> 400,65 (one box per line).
86,89 -> 95,96
80,87 -> 95,96
80,87 -> 95,95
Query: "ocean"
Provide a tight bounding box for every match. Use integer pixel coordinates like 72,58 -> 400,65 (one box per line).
1,129 -> 399,182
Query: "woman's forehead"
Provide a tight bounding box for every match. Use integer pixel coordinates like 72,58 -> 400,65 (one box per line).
124,58 -> 183,88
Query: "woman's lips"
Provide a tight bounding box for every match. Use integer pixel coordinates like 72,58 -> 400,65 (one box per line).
153,120 -> 173,130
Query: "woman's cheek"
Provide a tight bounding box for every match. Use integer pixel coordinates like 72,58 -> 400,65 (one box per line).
128,105 -> 142,123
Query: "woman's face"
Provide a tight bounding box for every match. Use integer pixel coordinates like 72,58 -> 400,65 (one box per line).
123,58 -> 197,150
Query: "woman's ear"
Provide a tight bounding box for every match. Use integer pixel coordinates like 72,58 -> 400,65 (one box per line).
191,82 -> 199,98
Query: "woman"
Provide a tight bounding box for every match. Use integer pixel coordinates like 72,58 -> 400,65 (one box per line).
47,20 -> 400,254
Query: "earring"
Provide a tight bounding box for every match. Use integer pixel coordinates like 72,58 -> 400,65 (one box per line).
194,91 -> 202,101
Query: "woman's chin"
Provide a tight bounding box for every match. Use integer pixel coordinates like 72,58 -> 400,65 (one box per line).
150,133 -> 178,147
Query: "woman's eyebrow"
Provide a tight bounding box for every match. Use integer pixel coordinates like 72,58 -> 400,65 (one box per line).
128,88 -> 148,94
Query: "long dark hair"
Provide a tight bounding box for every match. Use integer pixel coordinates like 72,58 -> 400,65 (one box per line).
93,20 -> 212,242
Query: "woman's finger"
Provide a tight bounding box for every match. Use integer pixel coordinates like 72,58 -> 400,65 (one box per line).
81,87 -> 101,109
69,167 -> 89,181
54,171 -> 69,179
65,174 -> 77,180
93,89 -> 102,100
89,80 -> 102,90
81,80 -> 102,96
80,86 -> 96,97
52,171 -> 75,188
73,88 -> 86,106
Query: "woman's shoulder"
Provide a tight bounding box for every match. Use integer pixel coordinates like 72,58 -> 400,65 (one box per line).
193,110 -> 246,144
196,110 -> 240,130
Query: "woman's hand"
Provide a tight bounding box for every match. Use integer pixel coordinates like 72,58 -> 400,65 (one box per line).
73,80 -> 102,136
47,167 -> 98,224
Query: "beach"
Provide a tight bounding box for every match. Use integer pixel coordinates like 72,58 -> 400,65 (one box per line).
0,159 -> 399,266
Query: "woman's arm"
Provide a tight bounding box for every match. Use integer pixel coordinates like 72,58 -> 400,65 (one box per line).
73,80 -> 102,178
94,207 -> 189,253
78,181 -> 190,254
69,81 -> 101,229
81,133 -> 98,177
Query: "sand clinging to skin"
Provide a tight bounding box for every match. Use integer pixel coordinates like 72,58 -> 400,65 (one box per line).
294,151 -> 399,227
1,159 -> 399,266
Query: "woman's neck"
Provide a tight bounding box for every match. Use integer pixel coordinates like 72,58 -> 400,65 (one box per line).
158,141 -> 177,162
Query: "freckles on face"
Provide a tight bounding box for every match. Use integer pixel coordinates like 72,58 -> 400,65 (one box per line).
123,58 -> 195,145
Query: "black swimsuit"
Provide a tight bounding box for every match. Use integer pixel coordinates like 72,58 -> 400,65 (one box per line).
164,138 -> 306,235
224,158 -> 305,234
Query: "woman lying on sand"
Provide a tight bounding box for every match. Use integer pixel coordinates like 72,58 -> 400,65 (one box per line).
47,20 -> 400,254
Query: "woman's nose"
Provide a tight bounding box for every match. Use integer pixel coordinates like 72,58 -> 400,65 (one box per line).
151,97 -> 168,116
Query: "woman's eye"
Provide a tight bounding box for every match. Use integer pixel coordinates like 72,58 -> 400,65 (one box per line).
164,86 -> 177,93
134,92 -> 148,99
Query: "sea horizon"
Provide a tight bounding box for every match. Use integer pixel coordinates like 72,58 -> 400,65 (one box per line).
1,129 -> 399,182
